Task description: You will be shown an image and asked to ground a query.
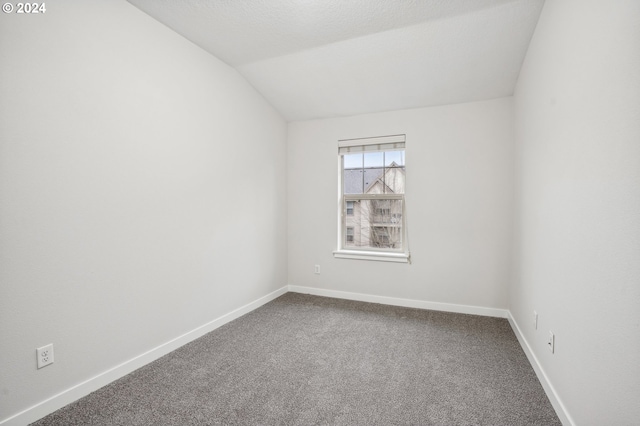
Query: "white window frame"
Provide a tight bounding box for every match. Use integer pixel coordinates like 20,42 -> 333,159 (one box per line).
333,134 -> 410,263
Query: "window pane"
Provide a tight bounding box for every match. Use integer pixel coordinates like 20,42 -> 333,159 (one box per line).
343,154 -> 363,194
363,168 -> 383,193
383,166 -> 405,194
344,169 -> 364,194
345,198 -> 403,250
343,153 -> 362,169
364,152 -> 383,168
340,145 -> 406,254
384,150 -> 405,167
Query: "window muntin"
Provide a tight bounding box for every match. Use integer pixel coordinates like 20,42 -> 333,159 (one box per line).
337,135 -> 406,258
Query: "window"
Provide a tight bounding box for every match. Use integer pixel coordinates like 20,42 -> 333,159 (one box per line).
346,227 -> 354,243
346,201 -> 354,215
334,135 -> 409,263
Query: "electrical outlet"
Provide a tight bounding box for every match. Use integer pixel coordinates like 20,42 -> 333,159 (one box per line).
533,310 -> 538,330
314,264 -> 320,274
548,331 -> 555,354
37,344 -> 54,369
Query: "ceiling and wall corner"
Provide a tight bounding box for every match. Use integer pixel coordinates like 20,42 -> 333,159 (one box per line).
126,0 -> 545,121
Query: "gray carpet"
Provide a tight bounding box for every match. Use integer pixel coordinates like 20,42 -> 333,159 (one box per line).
32,293 -> 561,425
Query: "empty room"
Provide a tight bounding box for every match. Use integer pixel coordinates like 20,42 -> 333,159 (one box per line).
1,0 -> 638,425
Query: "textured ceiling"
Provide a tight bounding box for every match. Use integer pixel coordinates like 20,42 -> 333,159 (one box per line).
127,0 -> 545,121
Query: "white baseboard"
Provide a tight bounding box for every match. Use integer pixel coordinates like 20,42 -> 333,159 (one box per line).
288,285 -> 508,318
0,285 -> 288,426
507,312 -> 574,426
4,286 -> 571,426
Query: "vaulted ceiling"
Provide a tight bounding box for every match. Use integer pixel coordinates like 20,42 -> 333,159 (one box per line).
127,0 -> 545,121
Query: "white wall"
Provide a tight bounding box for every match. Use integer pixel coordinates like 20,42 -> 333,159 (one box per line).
0,1 -> 287,422
511,1 -> 640,424
288,98 -> 513,312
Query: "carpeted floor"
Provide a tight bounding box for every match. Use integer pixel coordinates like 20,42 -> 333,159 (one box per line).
32,293 -> 561,425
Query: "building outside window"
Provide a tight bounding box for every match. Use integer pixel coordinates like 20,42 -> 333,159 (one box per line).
346,201 -> 354,215
346,227 -> 354,242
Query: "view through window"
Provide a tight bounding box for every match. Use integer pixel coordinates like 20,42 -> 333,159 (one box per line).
339,136 -> 406,254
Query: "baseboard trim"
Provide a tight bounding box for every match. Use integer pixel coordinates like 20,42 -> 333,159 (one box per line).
507,312 -> 575,426
288,285 -> 508,318
6,286 -> 571,426
0,285 -> 288,426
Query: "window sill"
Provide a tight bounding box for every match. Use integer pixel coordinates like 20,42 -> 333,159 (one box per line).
333,250 -> 410,263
